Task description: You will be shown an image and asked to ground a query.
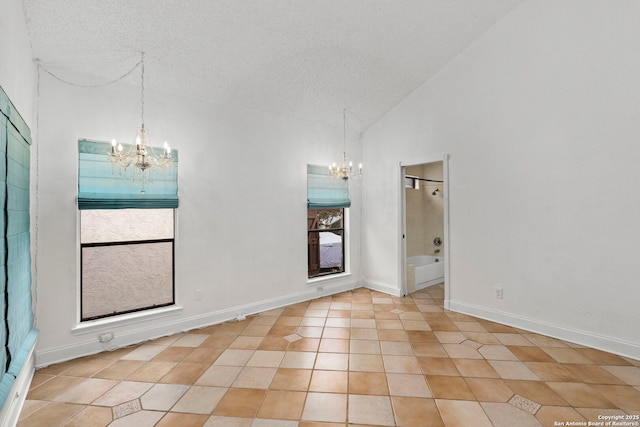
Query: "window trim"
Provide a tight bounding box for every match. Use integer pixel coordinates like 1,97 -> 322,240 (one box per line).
307,207 -> 350,280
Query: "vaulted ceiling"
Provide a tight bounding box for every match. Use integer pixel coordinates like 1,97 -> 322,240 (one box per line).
22,0 -> 522,130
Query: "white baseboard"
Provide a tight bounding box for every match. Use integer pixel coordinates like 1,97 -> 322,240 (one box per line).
361,280 -> 402,297
449,300 -> 640,361
0,346 -> 36,427
35,281 -> 358,368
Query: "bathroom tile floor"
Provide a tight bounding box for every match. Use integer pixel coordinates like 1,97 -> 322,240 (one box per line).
19,284 -> 640,426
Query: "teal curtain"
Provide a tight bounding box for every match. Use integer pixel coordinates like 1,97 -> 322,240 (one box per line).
78,139 -> 179,209
307,164 -> 351,209
0,85 -> 37,408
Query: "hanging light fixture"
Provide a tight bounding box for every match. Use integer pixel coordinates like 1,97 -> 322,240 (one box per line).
108,52 -> 172,193
329,109 -> 362,181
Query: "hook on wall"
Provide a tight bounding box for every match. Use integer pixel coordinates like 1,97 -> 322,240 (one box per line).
431,188 -> 439,196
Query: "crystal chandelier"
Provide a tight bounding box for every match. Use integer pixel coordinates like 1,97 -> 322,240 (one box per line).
329,109 -> 362,181
108,53 -> 172,193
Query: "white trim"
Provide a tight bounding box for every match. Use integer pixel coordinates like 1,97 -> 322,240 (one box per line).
398,155 -> 450,301
71,305 -> 184,335
362,279 -> 402,297
307,272 -> 352,286
0,342 -> 36,427
449,300 -> 640,360
36,280 -> 358,368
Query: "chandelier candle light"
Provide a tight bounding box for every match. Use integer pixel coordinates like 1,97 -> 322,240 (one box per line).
108,52 -> 173,193
329,109 -> 362,181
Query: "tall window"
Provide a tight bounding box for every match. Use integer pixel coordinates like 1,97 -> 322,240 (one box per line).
307,164 -> 350,279
78,139 -> 178,321
80,209 -> 175,321
308,208 -> 345,278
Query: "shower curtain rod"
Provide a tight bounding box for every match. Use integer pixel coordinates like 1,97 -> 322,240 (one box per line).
413,177 -> 443,183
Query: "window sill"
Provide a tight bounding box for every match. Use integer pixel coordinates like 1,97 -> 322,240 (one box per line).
71,305 -> 183,336
307,272 -> 352,286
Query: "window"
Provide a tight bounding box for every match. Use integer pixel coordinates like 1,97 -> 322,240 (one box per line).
80,208 -> 175,321
308,208 -> 345,278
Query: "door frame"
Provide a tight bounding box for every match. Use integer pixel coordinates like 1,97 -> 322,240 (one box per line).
399,154 -> 450,308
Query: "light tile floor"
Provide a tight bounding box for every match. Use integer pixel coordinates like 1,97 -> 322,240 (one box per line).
19,285 -> 640,426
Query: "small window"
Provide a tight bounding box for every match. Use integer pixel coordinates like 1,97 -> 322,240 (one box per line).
308,208 -> 345,278
80,208 -> 175,321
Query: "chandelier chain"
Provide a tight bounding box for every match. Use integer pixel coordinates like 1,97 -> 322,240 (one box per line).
35,56 -> 144,89
140,52 -> 145,127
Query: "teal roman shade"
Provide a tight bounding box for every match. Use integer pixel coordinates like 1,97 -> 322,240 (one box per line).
0,85 -> 37,407
78,139 -> 179,209
307,164 -> 351,209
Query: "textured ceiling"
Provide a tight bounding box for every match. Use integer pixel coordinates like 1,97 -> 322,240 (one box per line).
22,0 -> 522,130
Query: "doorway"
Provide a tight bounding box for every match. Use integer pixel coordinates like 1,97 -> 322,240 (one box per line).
400,155 -> 450,306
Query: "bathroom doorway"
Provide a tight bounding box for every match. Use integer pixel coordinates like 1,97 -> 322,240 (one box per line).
400,156 -> 449,303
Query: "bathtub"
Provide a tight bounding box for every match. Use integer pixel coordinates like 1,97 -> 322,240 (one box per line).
407,255 -> 444,290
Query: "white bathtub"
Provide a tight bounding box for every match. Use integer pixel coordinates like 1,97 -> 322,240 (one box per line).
408,255 -> 444,290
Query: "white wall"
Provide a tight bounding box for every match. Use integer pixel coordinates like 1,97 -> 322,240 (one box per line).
0,0 -> 35,126
34,71 -> 363,365
362,0 -> 640,359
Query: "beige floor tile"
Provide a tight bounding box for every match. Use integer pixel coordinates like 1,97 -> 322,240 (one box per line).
348,371 -> 389,395
411,342 -> 448,357
174,333 -> 210,347
60,405 -> 112,427
121,344 -> 167,361
546,382 -> 617,408
493,333 -> 535,346
452,358 -> 500,378
140,383 -> 189,410
213,388 -> 266,418
301,392 -> 347,423
232,367 -> 277,389
348,394 -> 395,426
309,370 -> 348,393
382,355 -> 422,374
536,406 -> 586,426
18,402 -> 86,427
564,363 -> 627,385
574,348 -> 634,365
434,331 -> 466,344
94,360 -> 146,380
481,402 -> 542,427
542,347 -> 594,364
155,412 -> 210,427
466,378 -> 514,402
377,329 -> 409,342
478,344 -> 519,361
590,384 -> 640,410
269,368 -> 311,391
57,356 -> 114,378
246,350 -> 285,367
257,390 -> 306,420
319,338 -> 349,353
602,365 -> 640,385
159,362 -> 209,385
350,328 -> 379,340
504,379 -> 568,405
152,346 -> 195,362
507,345 -> 557,362
126,361 -> 177,382
418,357 -> 460,376
53,378 -> 118,404
27,376 -> 91,401
92,381 -> 153,406
213,349 -> 254,366
203,416 -> 253,427
524,361 -> 579,382
228,336 -> 264,350
442,343 -> 483,359
386,373 -> 431,397
391,397 -> 444,426
435,399 -> 493,427
488,360 -> 540,380
171,385 -> 228,414
380,341 -> 414,356
314,352 -> 348,371
349,339 -> 381,354
109,410 -> 165,426
426,376 -> 475,400
195,365 -> 242,387
279,351 -> 317,369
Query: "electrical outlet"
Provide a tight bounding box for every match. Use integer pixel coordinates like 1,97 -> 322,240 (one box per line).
494,287 -> 503,300
98,332 -> 114,343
